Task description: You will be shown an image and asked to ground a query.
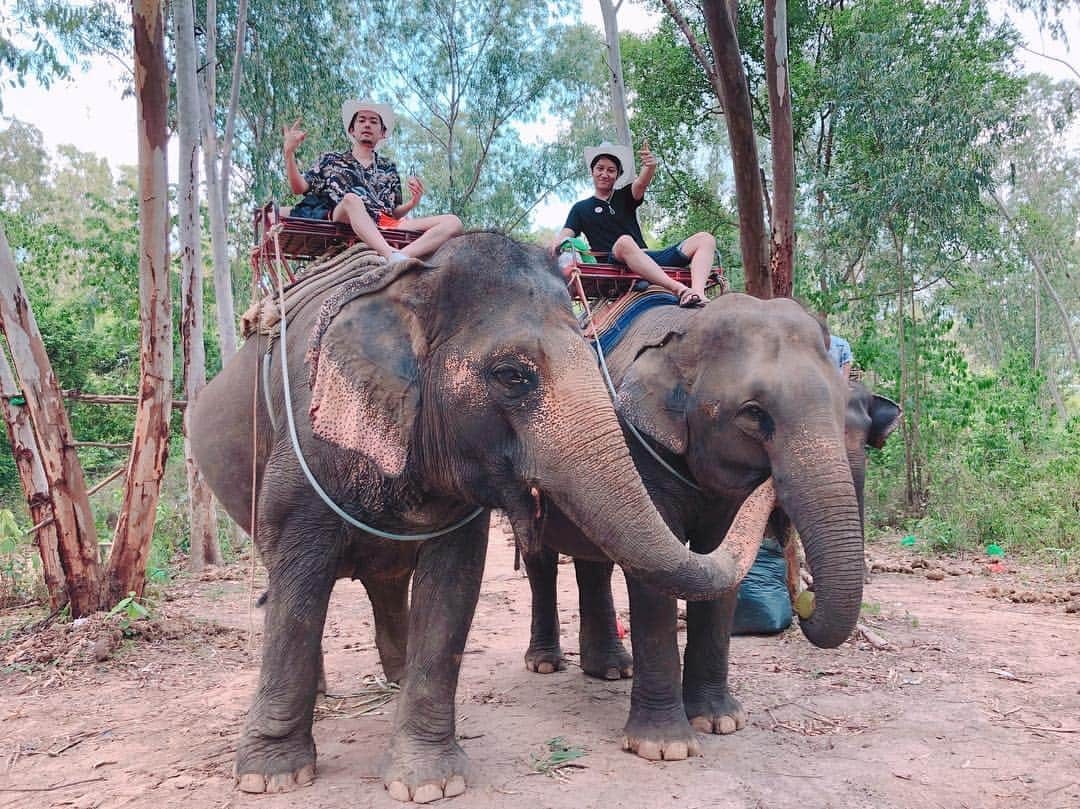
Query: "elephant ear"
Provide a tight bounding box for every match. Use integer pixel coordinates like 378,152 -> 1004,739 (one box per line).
615,338 -> 690,456
306,260 -> 428,478
866,394 -> 901,449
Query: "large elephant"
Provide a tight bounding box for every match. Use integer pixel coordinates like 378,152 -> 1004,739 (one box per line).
522,293 -> 901,761
189,233 -> 775,803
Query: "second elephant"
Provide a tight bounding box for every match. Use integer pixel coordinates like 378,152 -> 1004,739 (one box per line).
523,294 -> 900,761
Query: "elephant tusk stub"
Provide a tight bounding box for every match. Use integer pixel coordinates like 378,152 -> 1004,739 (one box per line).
720,478 -> 777,585
530,486 -> 543,520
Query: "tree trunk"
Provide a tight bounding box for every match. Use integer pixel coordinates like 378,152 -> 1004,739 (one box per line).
201,0 -> 238,363
908,283 -> 923,504
1033,258 -> 1041,371
599,0 -> 632,148
891,225 -> 915,511
1045,366 -> 1068,421
765,0 -> 795,298
700,0 -> 771,297
0,225 -> 101,615
219,0 -> 248,210
993,192 -> 1078,368
0,344 -> 67,609
174,0 -> 220,572
106,0 -> 172,606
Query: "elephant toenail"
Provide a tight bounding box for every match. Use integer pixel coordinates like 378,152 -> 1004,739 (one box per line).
386,781 -> 411,802
413,783 -> 443,803
237,773 -> 267,793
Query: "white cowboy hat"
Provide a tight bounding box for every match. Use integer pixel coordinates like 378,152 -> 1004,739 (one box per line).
584,142 -> 635,188
341,99 -> 395,143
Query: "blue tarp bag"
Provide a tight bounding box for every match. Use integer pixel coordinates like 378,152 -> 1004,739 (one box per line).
732,539 -> 793,635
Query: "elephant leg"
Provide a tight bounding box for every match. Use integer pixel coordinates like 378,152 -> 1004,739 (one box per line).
622,575 -> 700,761
522,545 -> 564,674
384,515 -> 489,804
316,646 -> 327,696
574,559 -> 632,680
235,514 -> 338,794
363,571 -> 411,684
682,591 -> 745,735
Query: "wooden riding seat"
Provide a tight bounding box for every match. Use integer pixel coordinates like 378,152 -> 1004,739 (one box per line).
250,201 -> 421,290
563,251 -> 727,302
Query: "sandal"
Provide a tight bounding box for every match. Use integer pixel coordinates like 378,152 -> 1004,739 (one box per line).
677,287 -> 705,308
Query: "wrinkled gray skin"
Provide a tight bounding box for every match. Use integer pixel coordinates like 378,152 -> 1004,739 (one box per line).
190,233 -> 767,803
522,294 -> 901,761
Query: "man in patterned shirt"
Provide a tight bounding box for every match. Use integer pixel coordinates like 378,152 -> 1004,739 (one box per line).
283,99 -> 463,261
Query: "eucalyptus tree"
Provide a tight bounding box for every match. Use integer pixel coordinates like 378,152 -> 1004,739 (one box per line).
205,0 -> 362,205
818,0 -> 1022,508
0,0 -> 128,110
351,0 -> 607,230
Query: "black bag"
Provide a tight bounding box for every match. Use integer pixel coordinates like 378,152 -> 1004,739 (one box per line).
732,540 -> 793,635
289,192 -> 333,221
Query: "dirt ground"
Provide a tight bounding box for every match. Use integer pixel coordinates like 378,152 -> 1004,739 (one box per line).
2,526 -> 1079,809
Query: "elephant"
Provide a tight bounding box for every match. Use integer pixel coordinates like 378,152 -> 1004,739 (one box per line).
521,293 -> 901,762
189,233 -> 776,803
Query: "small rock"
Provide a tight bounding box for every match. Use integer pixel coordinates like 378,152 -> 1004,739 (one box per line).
92,636 -> 115,662
925,569 -> 945,581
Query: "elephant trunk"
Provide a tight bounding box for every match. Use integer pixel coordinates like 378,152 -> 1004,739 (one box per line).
531,358 -> 774,602
773,425 -> 865,649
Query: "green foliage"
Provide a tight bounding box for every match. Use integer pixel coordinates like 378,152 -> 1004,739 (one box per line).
348,0 -> 607,232
865,350 -> 1080,555
107,589 -> 151,634
530,736 -> 586,775
0,507 -> 36,605
0,0 -> 128,109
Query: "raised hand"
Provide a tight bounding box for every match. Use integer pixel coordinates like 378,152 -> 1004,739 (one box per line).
406,176 -> 425,202
283,117 -> 307,155
638,138 -> 657,170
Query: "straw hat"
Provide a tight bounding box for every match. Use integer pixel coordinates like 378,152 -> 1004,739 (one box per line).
341,99 -> 396,143
584,141 -> 635,188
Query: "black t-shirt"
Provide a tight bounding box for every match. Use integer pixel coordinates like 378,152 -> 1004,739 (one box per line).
563,184 -> 646,254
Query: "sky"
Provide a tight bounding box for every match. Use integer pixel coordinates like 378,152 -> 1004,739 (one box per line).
2,0 -> 1077,232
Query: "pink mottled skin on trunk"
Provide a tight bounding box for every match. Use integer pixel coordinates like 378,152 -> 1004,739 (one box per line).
723,478 -> 776,580
309,356 -> 407,476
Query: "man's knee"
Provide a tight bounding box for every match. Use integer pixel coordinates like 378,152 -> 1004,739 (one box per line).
336,193 -> 370,219
612,234 -> 640,258
442,214 -> 464,234
686,231 -> 716,252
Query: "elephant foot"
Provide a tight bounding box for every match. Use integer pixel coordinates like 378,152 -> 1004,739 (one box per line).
384,739 -> 469,803
685,692 -> 747,735
234,730 -> 317,794
622,714 -> 701,761
580,640 -> 633,680
524,643 -> 565,675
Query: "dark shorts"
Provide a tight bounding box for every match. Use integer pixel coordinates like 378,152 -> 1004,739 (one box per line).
644,243 -> 690,268
289,193 -> 334,221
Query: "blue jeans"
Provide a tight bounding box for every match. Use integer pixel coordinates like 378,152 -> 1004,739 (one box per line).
644,243 -> 690,268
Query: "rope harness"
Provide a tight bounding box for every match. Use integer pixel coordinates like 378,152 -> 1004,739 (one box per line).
567,270 -> 702,492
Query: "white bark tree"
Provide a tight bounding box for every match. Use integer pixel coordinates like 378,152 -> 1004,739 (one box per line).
106,0 -> 173,605
174,0 -> 221,571
201,0 -> 238,362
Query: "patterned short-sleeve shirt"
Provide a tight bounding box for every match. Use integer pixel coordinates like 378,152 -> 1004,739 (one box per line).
303,150 -> 402,218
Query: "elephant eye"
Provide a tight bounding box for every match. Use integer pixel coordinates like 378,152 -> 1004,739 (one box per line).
735,401 -> 775,440
490,363 -> 538,397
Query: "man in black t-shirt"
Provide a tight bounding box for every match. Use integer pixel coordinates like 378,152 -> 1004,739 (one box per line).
549,141 -> 715,306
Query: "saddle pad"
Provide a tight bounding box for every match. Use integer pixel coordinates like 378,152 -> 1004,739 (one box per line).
591,288 -> 678,355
